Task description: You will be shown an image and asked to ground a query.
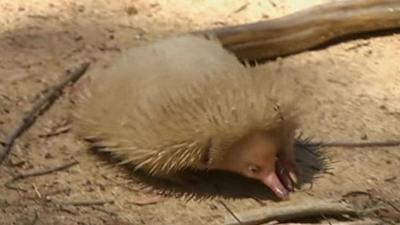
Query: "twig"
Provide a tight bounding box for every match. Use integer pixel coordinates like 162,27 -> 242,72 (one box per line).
92,206 -> 118,216
224,199 -> 358,225
213,184 -> 242,224
0,198 -> 114,209
4,181 -> 28,192
7,160 -> 79,184
38,124 -> 71,138
54,199 -> 114,206
321,141 -> 400,148
43,187 -> 72,198
32,183 -> 42,199
218,199 -> 243,224
22,187 -> 72,201
231,2 -> 250,15
0,62 -> 90,165
298,140 -> 400,149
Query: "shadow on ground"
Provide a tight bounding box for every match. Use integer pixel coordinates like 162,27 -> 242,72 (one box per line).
93,140 -> 328,201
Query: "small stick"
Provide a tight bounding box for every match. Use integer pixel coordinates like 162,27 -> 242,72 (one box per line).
32,183 -> 42,199
7,160 -> 79,184
298,140 -> 400,148
43,187 -> 72,198
0,62 -> 90,165
91,206 -> 118,216
0,198 -> 113,208
321,141 -> 400,148
214,184 -> 243,224
224,199 -> 358,225
55,199 -> 114,206
4,183 -> 27,192
218,199 -> 243,224
38,124 -> 71,138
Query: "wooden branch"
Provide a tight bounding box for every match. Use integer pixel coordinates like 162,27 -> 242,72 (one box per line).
196,0 -> 400,60
0,63 -> 90,165
7,160 -> 79,184
224,199 -> 358,225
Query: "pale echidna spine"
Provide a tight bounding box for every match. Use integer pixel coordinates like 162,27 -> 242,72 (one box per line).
73,34 -> 302,176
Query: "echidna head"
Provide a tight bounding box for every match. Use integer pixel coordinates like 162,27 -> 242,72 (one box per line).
209,129 -> 290,199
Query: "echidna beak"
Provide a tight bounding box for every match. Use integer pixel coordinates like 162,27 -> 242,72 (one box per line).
262,171 -> 289,200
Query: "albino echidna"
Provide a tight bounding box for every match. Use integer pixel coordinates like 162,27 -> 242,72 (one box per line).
74,35 -> 303,199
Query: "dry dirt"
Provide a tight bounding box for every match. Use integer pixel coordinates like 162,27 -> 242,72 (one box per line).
1,0 -> 400,225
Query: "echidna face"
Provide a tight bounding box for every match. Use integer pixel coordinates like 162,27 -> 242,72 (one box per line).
239,134 -> 289,200
212,131 -> 289,199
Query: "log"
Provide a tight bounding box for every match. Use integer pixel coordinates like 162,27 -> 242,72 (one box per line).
196,0 -> 400,60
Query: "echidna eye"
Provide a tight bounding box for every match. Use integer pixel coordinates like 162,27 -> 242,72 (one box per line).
248,164 -> 260,174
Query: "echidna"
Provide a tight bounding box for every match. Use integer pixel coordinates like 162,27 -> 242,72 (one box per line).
74,35 -> 303,200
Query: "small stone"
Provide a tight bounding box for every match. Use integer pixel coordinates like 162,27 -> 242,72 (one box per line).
150,3 -> 159,8
74,35 -> 83,42
360,134 -> 368,140
87,186 -> 95,192
99,184 -> 106,191
125,6 -> 138,16
77,5 -> 85,13
9,158 -> 25,167
209,204 -> 218,210
44,153 -> 53,159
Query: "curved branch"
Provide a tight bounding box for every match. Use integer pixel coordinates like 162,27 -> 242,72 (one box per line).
197,0 -> 400,60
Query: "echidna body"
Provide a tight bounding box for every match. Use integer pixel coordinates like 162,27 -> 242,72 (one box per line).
74,35 -> 302,199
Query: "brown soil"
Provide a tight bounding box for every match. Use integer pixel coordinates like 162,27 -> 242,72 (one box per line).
1,0 -> 399,224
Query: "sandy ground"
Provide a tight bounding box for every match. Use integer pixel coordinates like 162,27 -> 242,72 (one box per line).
1,0 -> 400,224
